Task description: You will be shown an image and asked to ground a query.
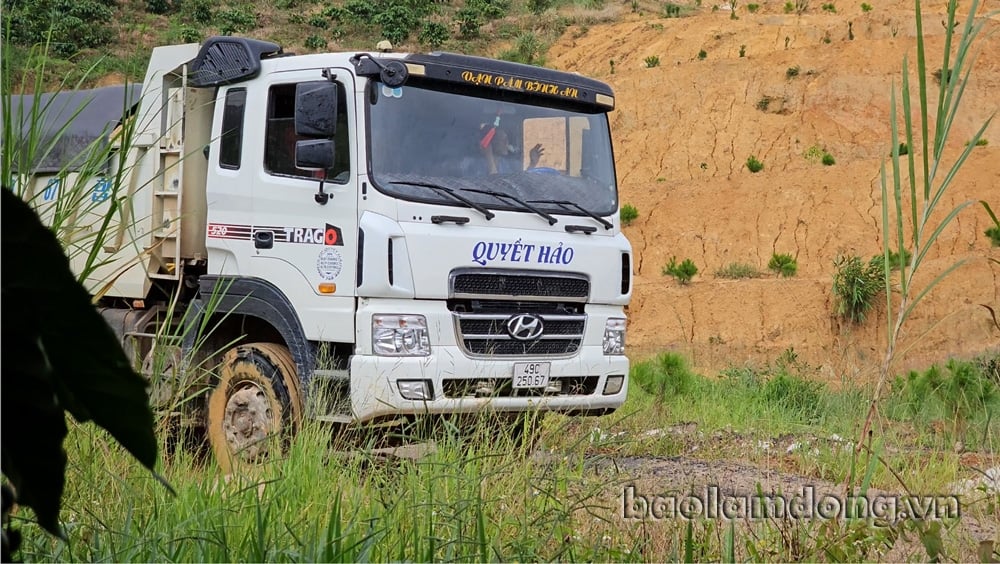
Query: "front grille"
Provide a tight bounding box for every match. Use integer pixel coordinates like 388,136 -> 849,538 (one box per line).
452,272 -> 589,300
442,376 -> 599,398
455,313 -> 585,357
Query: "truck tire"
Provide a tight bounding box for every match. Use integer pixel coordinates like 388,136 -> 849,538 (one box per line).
207,342 -> 303,473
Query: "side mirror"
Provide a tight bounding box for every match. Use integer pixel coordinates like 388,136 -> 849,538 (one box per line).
295,82 -> 338,138
295,139 -> 335,170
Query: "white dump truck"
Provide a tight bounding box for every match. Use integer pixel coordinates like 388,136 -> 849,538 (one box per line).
13,36 -> 632,465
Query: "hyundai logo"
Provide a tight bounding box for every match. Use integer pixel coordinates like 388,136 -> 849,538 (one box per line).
506,313 -> 544,341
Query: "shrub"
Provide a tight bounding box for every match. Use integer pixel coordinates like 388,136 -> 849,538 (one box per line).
305,35 -> 326,49
821,152 -> 836,165
146,0 -> 173,14
4,0 -> 116,56
897,359 -> 999,441
418,21 -> 450,48
860,1 -> 872,9
755,96 -> 772,111
620,203 -> 639,226
832,255 -> 883,323
932,67 -> 953,85
746,2 -> 760,11
763,372 -> 824,421
466,0 -> 511,20
183,0 -> 214,23
894,142 -> 909,156
309,14 -> 328,27
697,49 -> 707,60
499,33 -> 545,66
177,25 -> 201,43
374,5 -> 419,44
821,2 -> 836,11
343,0 -> 379,18
663,2 -> 683,16
631,352 -> 699,401
874,248 -> 912,271
985,226 -> 1000,247
767,253 -> 798,277
216,7 -> 258,35
746,155 -> 764,173
715,262 -> 762,279
739,44 -> 746,57
784,1 -> 795,11
663,256 -> 698,284
786,65 -> 800,78
528,0 -> 553,13
644,55 -> 660,68
456,6 -> 483,38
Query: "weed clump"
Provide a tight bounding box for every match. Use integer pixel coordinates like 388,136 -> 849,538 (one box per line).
644,55 -> 660,68
746,155 -> 764,173
715,262 -> 762,279
821,152 -> 836,165
768,253 -> 798,277
631,352 -> 700,400
620,203 -> 639,226
985,226 -> 1000,247
832,255 -> 883,323
663,256 -> 698,284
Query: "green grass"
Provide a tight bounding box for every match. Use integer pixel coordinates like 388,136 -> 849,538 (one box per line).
746,155 -> 764,173
12,349 -> 998,561
715,262 -> 762,279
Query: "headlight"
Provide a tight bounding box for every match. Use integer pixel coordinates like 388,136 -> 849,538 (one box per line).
603,318 -> 626,355
373,314 -> 430,356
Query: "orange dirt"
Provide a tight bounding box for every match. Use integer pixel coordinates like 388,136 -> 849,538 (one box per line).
547,0 -> 1000,382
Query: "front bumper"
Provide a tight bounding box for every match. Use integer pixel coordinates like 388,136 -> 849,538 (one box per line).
349,298 -> 629,422
349,345 -> 629,422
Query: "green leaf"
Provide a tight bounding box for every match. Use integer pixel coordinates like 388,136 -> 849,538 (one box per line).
1,188 -> 158,531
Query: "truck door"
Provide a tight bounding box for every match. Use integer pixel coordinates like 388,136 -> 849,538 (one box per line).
249,72 -> 358,343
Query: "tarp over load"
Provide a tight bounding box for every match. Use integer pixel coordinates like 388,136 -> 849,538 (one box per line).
7,85 -> 142,174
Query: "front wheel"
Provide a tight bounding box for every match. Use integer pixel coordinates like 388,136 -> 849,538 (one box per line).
206,343 -> 303,473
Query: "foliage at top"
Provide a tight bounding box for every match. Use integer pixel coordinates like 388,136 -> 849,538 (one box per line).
2,0 -> 117,57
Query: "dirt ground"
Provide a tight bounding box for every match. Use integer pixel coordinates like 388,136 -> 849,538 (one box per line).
546,0 -> 1000,382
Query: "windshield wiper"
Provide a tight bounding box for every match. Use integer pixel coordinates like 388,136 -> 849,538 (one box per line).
528,199 -> 612,230
464,189 -> 557,226
388,181 -> 494,221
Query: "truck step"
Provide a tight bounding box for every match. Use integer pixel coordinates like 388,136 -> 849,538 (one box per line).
313,368 -> 350,381
312,414 -> 354,424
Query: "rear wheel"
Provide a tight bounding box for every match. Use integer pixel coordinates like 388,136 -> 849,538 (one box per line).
207,343 -> 303,473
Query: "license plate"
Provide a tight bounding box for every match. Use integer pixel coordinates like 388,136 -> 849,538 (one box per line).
512,362 -> 551,389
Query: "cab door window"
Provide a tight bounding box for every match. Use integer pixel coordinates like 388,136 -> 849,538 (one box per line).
264,81 -> 350,182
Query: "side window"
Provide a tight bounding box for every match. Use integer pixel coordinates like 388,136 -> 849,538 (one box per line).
219,88 -> 246,169
264,81 -> 350,182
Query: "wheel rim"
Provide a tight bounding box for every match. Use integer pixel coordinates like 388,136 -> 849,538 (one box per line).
222,380 -> 278,461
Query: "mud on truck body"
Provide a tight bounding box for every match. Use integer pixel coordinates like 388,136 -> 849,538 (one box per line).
15,36 -> 633,468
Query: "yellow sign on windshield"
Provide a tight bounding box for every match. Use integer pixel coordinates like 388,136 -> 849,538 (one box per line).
460,70 -> 580,99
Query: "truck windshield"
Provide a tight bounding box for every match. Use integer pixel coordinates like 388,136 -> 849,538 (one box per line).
368,83 -> 618,218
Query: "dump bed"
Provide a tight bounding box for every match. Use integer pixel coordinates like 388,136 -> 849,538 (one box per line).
10,43 -> 211,300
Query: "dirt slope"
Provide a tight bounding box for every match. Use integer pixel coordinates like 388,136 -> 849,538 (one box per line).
547,0 -> 1000,381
